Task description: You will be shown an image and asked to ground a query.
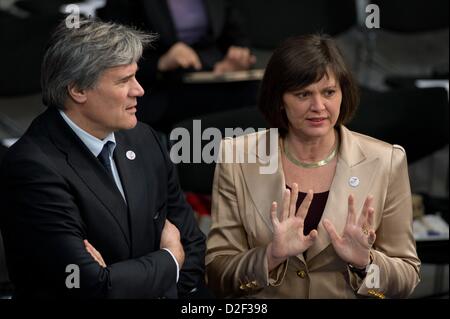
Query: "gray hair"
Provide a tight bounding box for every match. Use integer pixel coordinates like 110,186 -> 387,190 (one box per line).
41,18 -> 156,108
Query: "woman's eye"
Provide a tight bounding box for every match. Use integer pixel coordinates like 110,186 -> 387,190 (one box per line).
296,92 -> 309,98
324,89 -> 336,96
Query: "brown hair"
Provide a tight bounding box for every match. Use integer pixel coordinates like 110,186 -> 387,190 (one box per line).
258,34 -> 359,137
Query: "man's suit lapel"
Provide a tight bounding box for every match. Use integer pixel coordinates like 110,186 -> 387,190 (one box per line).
113,134 -> 140,216
306,126 -> 381,264
47,109 -> 131,247
113,131 -> 158,255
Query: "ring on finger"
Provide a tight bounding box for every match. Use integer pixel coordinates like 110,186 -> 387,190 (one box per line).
362,226 -> 369,235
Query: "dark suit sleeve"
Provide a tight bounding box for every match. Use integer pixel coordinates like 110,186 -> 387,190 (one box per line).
0,144 -> 178,298
215,0 -> 251,52
148,127 -> 206,297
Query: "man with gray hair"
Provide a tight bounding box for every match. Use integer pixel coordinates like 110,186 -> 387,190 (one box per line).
0,19 -> 206,298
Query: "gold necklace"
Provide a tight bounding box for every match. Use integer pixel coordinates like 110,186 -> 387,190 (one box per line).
283,138 -> 339,169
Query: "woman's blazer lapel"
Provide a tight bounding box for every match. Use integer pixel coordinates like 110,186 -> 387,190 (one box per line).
307,126 -> 381,264
237,127 -> 382,266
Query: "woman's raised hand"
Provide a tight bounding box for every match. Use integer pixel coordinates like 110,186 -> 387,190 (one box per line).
267,183 -> 318,270
323,194 -> 376,269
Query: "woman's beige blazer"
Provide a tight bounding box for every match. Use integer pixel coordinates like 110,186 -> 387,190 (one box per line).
206,126 -> 420,298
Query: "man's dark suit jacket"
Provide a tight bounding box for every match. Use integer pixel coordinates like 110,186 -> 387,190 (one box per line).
0,107 -> 206,298
98,0 -> 250,85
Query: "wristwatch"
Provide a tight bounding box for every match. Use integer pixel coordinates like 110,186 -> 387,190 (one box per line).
348,251 -> 374,278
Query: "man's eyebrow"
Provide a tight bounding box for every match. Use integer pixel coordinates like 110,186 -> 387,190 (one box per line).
116,74 -> 134,82
115,67 -> 139,82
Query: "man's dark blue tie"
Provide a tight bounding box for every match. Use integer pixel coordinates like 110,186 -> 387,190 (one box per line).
98,141 -> 114,178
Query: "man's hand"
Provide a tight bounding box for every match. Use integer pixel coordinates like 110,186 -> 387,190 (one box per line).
213,46 -> 256,74
84,239 -> 106,268
160,219 -> 185,268
158,42 -> 202,71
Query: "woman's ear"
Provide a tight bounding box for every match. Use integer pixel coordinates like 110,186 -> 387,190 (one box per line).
67,83 -> 87,103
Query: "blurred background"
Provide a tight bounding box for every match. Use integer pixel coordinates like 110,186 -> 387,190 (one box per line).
0,0 -> 448,299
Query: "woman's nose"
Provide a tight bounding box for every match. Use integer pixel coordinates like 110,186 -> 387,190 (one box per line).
309,94 -> 325,111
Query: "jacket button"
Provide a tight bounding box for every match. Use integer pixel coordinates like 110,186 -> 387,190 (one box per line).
297,270 -> 307,278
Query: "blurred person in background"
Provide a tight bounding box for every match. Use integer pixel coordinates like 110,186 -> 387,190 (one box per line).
99,0 -> 259,132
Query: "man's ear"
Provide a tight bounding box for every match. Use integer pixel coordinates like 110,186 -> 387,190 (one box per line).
67,83 -> 87,103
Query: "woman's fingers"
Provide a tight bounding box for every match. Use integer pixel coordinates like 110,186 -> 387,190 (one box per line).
358,195 -> 373,227
296,189 -> 313,219
346,194 -> 356,226
367,207 -> 375,228
289,183 -> 299,218
322,218 -> 341,244
304,229 -> 318,246
281,189 -> 290,222
270,202 -> 279,227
